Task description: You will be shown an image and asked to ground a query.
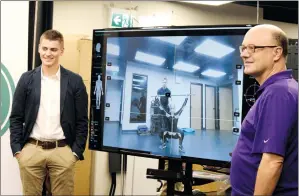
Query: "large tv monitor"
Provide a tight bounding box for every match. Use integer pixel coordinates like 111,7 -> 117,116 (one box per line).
89,25 -> 256,167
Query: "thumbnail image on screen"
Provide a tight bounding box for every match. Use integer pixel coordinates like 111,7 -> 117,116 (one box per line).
90,26 -> 251,163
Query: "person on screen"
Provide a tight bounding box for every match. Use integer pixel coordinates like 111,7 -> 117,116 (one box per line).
158,97 -> 188,153
230,24 -> 298,196
157,78 -> 171,131
94,74 -> 102,109
138,91 -> 147,121
9,29 -> 88,195
157,78 -> 171,110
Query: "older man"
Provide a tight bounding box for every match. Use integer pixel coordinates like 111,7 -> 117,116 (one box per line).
230,24 -> 298,195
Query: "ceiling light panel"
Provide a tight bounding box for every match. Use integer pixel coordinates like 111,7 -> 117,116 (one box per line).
194,39 -> 235,58
135,51 -> 166,66
107,43 -> 120,56
173,61 -> 200,73
201,69 -> 226,77
153,36 -> 187,45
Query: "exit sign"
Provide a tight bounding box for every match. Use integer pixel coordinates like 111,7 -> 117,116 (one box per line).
111,13 -> 133,28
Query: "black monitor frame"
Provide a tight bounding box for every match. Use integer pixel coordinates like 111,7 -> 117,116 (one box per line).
89,24 -> 256,168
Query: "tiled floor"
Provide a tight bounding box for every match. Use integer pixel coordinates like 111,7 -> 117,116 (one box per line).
103,121 -> 239,162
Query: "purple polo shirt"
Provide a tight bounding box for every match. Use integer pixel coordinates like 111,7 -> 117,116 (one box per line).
230,70 -> 298,196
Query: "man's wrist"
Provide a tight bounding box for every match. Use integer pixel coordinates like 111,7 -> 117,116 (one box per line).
73,152 -> 79,160
14,151 -> 21,157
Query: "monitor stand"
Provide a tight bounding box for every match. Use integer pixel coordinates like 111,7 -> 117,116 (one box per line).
146,159 -> 193,195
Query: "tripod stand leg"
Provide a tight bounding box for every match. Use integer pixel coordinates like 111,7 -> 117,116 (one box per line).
184,163 -> 193,194
109,172 -> 116,196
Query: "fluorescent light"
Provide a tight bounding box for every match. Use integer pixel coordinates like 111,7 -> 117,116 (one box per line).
135,51 -> 166,66
106,65 -> 119,72
194,39 -> 235,58
182,1 -> 232,6
173,61 -> 200,73
153,36 -> 187,45
137,75 -> 147,79
133,87 -> 144,90
201,69 -> 226,77
107,43 -> 120,56
133,79 -> 144,83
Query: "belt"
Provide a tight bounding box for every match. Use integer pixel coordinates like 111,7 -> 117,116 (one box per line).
28,138 -> 67,149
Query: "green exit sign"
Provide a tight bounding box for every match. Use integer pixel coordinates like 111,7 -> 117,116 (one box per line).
111,13 -> 133,28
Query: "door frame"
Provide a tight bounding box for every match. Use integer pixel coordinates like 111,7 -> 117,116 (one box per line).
190,83 -> 203,130
218,83 -> 234,130
119,80 -> 124,125
129,73 -> 148,123
205,85 -> 217,130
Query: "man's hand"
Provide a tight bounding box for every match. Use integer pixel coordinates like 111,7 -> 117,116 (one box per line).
15,152 -> 21,159
254,153 -> 283,195
73,152 -> 79,161
74,156 -> 79,162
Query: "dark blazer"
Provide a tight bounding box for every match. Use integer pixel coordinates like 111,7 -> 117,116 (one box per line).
9,66 -> 88,160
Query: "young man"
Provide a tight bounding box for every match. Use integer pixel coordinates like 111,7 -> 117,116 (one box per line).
157,78 -> 172,131
230,24 -> 298,195
9,29 -> 88,195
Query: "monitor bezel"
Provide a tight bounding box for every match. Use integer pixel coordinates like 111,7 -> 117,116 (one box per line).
89,24 -> 255,168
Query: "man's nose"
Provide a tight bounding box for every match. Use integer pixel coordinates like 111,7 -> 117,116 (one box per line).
240,49 -> 250,58
45,49 -> 51,56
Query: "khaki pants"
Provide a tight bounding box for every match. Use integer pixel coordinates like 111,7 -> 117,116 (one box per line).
17,143 -> 77,195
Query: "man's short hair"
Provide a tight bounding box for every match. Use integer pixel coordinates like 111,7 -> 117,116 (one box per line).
40,29 -> 64,48
272,30 -> 288,58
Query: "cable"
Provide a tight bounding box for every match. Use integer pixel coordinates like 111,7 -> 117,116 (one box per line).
130,156 -> 136,195
120,154 -> 127,196
202,160 -> 231,172
257,1 -> 259,24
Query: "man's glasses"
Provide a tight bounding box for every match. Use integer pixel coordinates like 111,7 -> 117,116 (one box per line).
239,44 -> 278,54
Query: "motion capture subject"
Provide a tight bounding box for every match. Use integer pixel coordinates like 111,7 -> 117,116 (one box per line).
158,97 -> 188,153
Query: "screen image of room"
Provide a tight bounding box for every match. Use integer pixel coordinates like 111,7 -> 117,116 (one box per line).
100,35 -> 245,161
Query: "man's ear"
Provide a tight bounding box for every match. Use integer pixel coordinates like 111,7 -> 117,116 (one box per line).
273,47 -> 283,61
60,47 -> 65,56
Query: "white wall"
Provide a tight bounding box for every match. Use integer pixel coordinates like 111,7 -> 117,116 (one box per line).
54,1 -> 298,39
236,67 -> 244,133
229,65 -> 244,132
105,79 -> 123,121
52,1 -> 298,195
1,1 -> 29,195
53,1 -> 109,37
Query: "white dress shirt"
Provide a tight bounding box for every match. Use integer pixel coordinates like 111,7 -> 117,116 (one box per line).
30,66 -> 66,141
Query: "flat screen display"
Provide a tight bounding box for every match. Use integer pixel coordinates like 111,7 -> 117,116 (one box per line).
89,25 -> 254,166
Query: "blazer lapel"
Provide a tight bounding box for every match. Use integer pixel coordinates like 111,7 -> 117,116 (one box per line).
60,66 -> 69,115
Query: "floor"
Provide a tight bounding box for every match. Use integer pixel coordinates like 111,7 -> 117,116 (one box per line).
103,121 -> 239,162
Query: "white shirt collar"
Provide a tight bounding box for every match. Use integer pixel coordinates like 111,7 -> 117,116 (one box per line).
41,65 -> 61,81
